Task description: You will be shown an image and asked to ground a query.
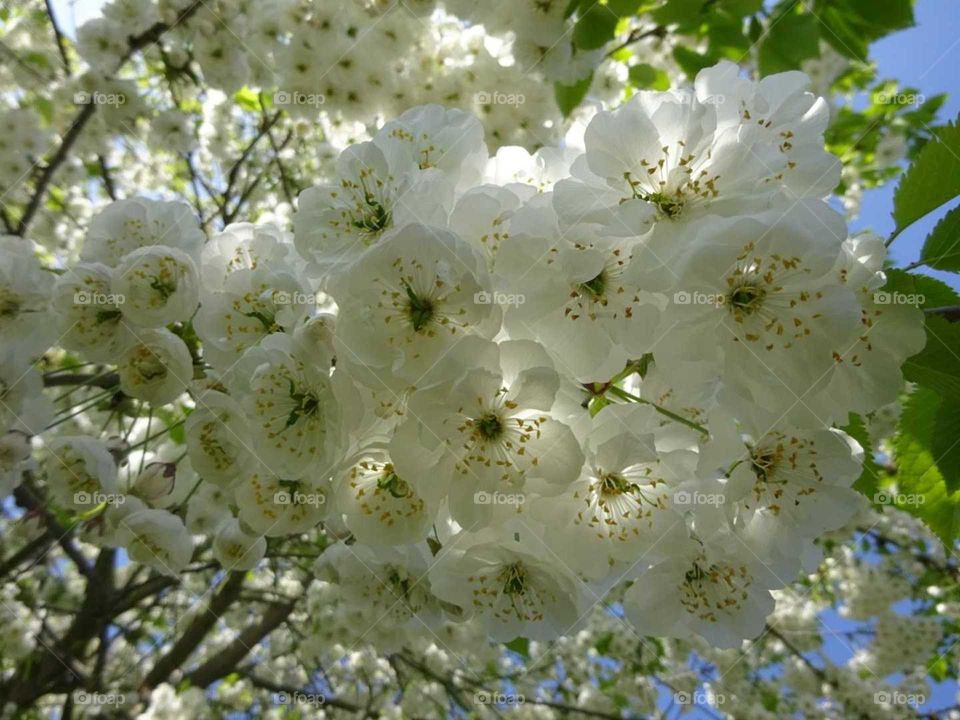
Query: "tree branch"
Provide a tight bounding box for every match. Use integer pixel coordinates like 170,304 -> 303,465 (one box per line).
15,0 -> 207,236
141,570 -> 247,689
183,595 -> 297,688
925,304 -> 960,322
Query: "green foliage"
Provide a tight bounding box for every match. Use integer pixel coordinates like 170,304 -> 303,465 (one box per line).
920,205 -> 960,272
904,314 -> 960,401
883,270 -> 960,311
879,271 -> 960,545
672,46 -> 716,77
758,7 -> 819,76
628,63 -> 670,89
233,87 -> 263,112
573,2 -> 621,50
843,414 -> 881,497
811,0 -> 914,62
555,74 -> 594,117
504,637 -> 530,658
893,388 -> 960,546
893,119 -> 960,234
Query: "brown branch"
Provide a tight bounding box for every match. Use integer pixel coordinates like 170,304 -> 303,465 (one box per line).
223,130 -> 294,224
925,305 -> 960,322
13,482 -> 92,579
213,113 -> 285,226
15,102 -> 98,236
44,0 -> 73,74
97,156 -> 118,200
240,671 -> 367,714
1,549 -> 116,706
606,25 -> 667,58
15,0 -> 207,236
141,570 -> 247,689
0,533 -> 52,581
183,595 -> 297,688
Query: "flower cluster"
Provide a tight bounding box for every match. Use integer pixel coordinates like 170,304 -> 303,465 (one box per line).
72,0 -> 647,150
1,61 -> 924,651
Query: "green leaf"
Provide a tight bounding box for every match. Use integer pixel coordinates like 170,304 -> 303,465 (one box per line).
672,46 -> 716,78
651,0 -> 705,27
565,0 -> 584,18
705,11 -> 751,56
34,96 -> 55,125
883,269 -> 960,310
628,63 -> 670,90
717,0 -> 762,15
919,204 -> 960,272
843,414 -> 881,497
233,86 -> 262,112
812,0 -> 913,61
504,636 -> 530,658
607,0 -> 642,14
573,3 -> 619,49
758,10 -> 820,76
903,315 -> 960,399
893,388 -> 960,546
893,119 -> 960,233
555,73 -> 593,117
595,632 -> 614,654
929,655 -> 951,682
933,400 -> 960,494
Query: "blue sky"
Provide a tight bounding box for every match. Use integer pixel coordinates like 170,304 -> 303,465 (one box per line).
850,0 -> 960,290
852,0 -> 960,288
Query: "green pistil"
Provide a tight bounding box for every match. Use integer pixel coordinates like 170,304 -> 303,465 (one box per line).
476,412 -> 503,441
500,563 -> 527,596
578,271 -> 607,301
728,284 -> 765,314
644,191 -> 684,218
377,468 -> 411,499
284,379 -> 320,430
95,309 -> 123,324
149,277 -> 177,300
598,471 -> 631,495
351,193 -> 391,234
403,282 -> 434,332
242,309 -> 280,332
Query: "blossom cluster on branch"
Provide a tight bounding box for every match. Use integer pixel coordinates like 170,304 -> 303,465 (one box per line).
0,60 -> 927,657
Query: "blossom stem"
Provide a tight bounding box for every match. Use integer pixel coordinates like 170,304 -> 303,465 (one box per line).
606,386 -> 708,434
